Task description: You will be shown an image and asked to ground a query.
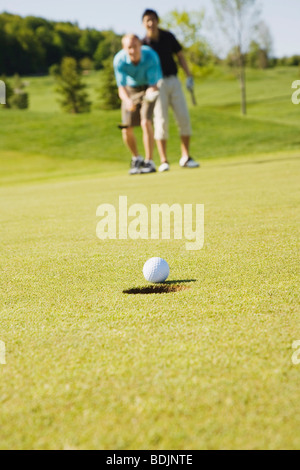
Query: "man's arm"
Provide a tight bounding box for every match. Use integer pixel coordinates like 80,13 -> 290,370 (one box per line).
118,86 -> 136,111
176,51 -> 192,77
176,50 -> 195,102
114,53 -> 136,110
119,85 -> 159,108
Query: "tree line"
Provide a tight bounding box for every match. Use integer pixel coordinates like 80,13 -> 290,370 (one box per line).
2,9 -> 299,78
0,12 -> 122,75
1,4 -> 300,116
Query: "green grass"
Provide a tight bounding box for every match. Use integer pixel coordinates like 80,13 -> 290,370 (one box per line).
1,67 -> 299,171
0,67 -> 299,449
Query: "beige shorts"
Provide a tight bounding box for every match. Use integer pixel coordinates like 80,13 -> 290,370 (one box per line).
121,86 -> 155,127
154,76 -> 192,140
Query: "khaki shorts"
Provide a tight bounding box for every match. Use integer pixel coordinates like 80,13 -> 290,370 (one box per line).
154,76 -> 191,140
121,86 -> 155,127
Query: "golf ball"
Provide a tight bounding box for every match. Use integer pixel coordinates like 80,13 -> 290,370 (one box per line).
143,257 -> 170,283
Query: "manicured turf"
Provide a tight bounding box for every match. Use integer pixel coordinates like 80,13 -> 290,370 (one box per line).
0,67 -> 299,449
1,66 -> 299,166
1,153 -> 299,449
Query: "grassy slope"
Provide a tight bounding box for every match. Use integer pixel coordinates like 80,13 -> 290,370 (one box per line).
0,67 -> 299,449
0,67 -> 299,179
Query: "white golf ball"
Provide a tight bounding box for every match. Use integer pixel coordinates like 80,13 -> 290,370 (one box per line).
143,257 -> 170,283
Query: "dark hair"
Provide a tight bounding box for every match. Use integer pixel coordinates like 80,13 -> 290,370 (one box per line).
142,9 -> 159,21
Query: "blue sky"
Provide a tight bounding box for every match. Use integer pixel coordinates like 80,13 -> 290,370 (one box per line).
1,0 -> 299,57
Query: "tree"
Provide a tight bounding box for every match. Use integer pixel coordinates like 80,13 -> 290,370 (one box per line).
0,13 -> 121,75
257,21 -> 273,61
247,21 -> 273,69
51,57 -> 91,113
0,74 -> 29,109
36,25 -> 63,70
97,58 -> 119,110
54,22 -> 82,59
80,57 -> 94,73
213,0 -> 261,115
93,31 -> 121,70
247,40 -> 268,69
161,9 -> 215,72
162,9 -> 205,49
79,29 -> 104,57
9,74 -> 29,109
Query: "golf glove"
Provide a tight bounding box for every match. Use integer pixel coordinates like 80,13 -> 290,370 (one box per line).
186,77 -> 194,91
144,89 -> 159,103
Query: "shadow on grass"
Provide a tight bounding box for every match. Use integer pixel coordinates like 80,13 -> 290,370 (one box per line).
210,154 -> 300,169
123,279 -> 196,295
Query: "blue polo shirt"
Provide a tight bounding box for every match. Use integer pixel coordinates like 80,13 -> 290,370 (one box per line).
113,45 -> 162,88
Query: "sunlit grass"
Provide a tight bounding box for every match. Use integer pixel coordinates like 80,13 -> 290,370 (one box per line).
0,66 -> 299,449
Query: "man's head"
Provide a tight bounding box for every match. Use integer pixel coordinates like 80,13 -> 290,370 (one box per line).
142,9 -> 159,37
122,34 -> 142,64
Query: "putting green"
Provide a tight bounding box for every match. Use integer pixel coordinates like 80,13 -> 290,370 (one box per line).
0,151 -> 299,449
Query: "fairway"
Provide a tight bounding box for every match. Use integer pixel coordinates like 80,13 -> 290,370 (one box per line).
0,150 -> 299,449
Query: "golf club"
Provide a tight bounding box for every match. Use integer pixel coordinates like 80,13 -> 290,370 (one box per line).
189,88 -> 197,106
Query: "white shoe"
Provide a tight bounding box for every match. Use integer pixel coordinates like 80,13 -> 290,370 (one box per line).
158,162 -> 170,172
179,156 -> 200,168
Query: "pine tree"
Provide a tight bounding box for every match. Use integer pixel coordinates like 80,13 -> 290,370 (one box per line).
97,58 -> 120,110
51,57 -> 91,113
9,74 -> 29,109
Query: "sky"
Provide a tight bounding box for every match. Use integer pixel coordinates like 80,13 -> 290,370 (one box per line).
1,0 -> 299,58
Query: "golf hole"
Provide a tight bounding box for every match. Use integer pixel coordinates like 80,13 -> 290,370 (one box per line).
123,284 -> 191,295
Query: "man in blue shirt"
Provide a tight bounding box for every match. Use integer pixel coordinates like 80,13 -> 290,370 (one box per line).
114,34 -> 162,174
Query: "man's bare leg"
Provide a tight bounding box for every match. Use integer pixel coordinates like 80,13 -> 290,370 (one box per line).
122,127 -> 139,157
141,119 -> 154,161
156,136 -> 190,163
156,139 -> 168,163
179,135 -> 199,167
180,135 -> 190,158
